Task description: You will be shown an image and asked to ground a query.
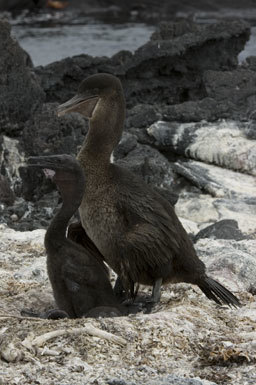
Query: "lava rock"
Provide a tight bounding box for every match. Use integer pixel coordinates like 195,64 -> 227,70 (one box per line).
0,20 -> 45,135
173,159 -> 256,199
245,120 -> 256,140
113,132 -> 138,159
195,219 -> 248,242
150,20 -> 199,40
20,103 -> 88,200
173,160 -> 256,203
121,20 -> 249,106
244,56 -> 256,72
35,20 -> 249,112
0,174 -> 15,205
126,104 -> 160,129
107,376 -> 217,385
21,103 -> 88,156
147,376 -> 217,385
203,69 -> 256,119
176,193 -> 256,236
7,199 -> 29,219
196,238 -> 256,293
147,120 -> 256,175
114,137 -> 178,204
35,55 -> 111,104
0,135 -> 25,199
0,0 -> 46,12
115,142 -> 175,189
161,98 -> 230,122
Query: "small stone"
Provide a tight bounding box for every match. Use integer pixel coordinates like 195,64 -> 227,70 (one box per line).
32,269 -> 41,277
195,219 -> 248,242
11,214 -> 18,222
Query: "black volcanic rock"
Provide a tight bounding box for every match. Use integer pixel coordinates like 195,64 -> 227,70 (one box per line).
35,20 -> 249,111
126,104 -> 160,129
21,103 -> 87,156
20,103 -> 88,200
203,69 -> 256,119
0,20 -> 45,136
147,120 -> 256,176
161,98 -> 230,122
0,174 -> 15,205
195,219 -> 248,242
115,142 -> 175,189
0,0 -> 45,12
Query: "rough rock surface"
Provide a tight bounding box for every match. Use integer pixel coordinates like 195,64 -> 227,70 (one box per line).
0,20 -> 45,135
0,225 -> 255,385
115,142 -> 175,189
173,159 -> 256,199
195,238 -> 256,292
194,220 -> 248,242
175,193 -> 256,236
147,120 -> 256,175
20,103 -> 88,200
35,20 -> 250,111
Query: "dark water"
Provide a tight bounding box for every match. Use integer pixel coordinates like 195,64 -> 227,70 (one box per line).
12,22 -> 154,66
239,26 -> 256,63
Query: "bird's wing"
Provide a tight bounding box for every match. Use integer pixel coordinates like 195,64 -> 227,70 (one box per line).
61,259 -> 93,292
67,222 -> 108,271
114,192 -> 182,287
61,259 -> 99,317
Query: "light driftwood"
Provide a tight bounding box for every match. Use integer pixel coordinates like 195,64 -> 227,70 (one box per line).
0,313 -> 43,322
30,325 -> 127,347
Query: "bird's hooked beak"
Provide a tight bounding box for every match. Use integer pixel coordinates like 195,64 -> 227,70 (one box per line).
57,94 -> 99,118
27,156 -> 57,179
27,156 -> 55,168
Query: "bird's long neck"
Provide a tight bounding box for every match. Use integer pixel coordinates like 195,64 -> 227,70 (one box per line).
78,94 -> 125,173
45,185 -> 83,251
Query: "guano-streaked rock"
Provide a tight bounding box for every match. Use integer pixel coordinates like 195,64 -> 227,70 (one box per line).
147,120 -> 256,175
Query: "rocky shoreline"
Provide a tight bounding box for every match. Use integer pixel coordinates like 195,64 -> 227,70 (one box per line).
0,16 -> 256,385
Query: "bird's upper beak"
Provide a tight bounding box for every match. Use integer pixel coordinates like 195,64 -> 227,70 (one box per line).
57,94 -> 99,118
27,156 -> 56,168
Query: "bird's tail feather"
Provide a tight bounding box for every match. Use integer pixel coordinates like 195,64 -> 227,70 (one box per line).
198,276 -> 241,308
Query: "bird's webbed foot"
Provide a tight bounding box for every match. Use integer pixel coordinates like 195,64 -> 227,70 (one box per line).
114,276 -> 139,303
85,306 -> 122,318
113,276 -> 126,301
45,309 -> 69,319
20,308 -> 69,320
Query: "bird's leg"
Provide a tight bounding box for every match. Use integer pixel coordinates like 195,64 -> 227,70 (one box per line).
151,277 -> 162,303
113,276 -> 126,301
129,280 -> 139,301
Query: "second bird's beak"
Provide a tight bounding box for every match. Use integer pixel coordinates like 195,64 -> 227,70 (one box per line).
57,94 -> 99,118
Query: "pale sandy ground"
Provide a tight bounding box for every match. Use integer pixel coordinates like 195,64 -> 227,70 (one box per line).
0,225 -> 255,385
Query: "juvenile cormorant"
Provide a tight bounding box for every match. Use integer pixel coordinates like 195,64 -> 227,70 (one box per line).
27,154 -> 123,318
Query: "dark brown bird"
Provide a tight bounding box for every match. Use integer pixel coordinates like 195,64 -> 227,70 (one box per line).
57,73 -> 241,307
27,154 -> 122,318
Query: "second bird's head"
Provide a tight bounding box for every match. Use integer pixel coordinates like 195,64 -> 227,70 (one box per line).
27,154 -> 85,198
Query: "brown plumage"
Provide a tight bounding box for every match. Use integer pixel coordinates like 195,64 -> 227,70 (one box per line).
57,73 -> 241,307
27,154 -> 122,318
